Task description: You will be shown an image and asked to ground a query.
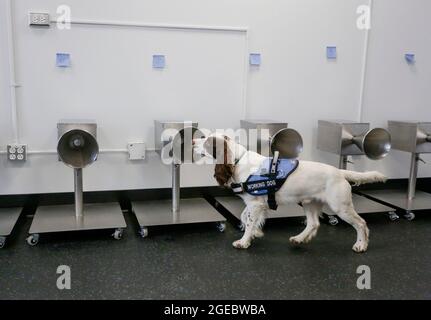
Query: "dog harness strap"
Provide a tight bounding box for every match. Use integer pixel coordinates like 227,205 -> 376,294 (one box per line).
230,157 -> 299,210
270,151 -> 279,174
231,183 -> 244,194
267,193 -> 278,210
266,154 -> 279,210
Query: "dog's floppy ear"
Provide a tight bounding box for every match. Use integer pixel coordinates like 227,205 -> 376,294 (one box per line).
214,162 -> 234,187
206,135 -> 234,187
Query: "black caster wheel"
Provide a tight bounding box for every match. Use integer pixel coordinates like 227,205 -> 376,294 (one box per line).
216,222 -> 226,233
0,236 -> 6,249
328,215 -> 339,226
112,228 -> 124,240
388,211 -> 400,222
26,234 -> 39,246
404,211 -> 415,221
139,227 -> 149,238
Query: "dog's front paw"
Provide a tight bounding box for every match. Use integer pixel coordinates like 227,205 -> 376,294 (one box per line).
352,241 -> 368,253
289,236 -> 304,245
232,239 -> 251,249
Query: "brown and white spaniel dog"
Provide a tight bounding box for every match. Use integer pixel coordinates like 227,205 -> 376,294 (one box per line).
194,133 -> 387,253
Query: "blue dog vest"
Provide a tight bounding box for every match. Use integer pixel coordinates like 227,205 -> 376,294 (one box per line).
231,155 -> 299,210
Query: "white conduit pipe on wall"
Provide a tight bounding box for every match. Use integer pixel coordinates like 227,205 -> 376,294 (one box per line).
25,149 -> 131,155
50,19 -> 248,33
0,148 -> 157,155
5,0 -> 19,144
357,0 -> 373,122
0,149 -> 129,155
2,15 -> 249,155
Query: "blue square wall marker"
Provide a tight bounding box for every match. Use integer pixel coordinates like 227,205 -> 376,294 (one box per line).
249,53 -> 261,66
405,53 -> 415,64
56,53 -> 71,67
152,55 -> 166,69
326,46 -> 337,59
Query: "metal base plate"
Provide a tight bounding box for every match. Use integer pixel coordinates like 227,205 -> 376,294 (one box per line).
132,198 -> 226,227
214,196 -> 305,220
29,203 -> 126,234
0,208 -> 22,236
323,193 -> 394,215
361,189 -> 431,211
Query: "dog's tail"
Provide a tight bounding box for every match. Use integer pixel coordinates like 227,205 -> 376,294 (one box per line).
340,170 -> 387,186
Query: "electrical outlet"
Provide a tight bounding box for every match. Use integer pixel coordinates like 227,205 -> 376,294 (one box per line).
127,143 -> 146,160
29,12 -> 50,27
7,144 -> 27,162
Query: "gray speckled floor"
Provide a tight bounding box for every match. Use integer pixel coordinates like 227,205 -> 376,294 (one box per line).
1,207 -> 431,300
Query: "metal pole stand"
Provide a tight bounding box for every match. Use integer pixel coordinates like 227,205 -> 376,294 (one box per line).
339,155 -> 348,170
133,158 -> 226,237
360,121 -> 431,220
404,153 -> 420,220
407,153 -> 419,200
172,163 -> 180,221
362,151 -> 431,221
74,168 -> 84,218
27,167 -> 126,246
26,121 -> 126,246
131,121 -> 226,238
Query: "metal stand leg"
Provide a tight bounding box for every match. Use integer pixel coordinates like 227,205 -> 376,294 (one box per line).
138,162 -> 181,238
404,153 -> 419,221
74,168 -> 83,218
407,153 -> 419,201
172,163 -> 180,215
339,155 -> 348,170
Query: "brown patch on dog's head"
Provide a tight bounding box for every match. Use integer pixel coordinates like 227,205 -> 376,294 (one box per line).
204,135 -> 234,187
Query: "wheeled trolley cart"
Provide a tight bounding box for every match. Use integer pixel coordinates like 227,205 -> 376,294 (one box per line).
0,207 -> 22,248
131,121 -> 226,238
317,120 -> 395,224
362,121 -> 431,221
27,120 -> 126,246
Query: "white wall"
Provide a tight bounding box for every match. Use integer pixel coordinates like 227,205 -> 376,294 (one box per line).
0,0 -> 430,195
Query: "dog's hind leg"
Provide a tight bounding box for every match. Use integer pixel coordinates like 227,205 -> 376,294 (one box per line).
337,205 -> 369,253
233,202 -> 266,249
327,181 -> 369,253
289,201 -> 321,245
